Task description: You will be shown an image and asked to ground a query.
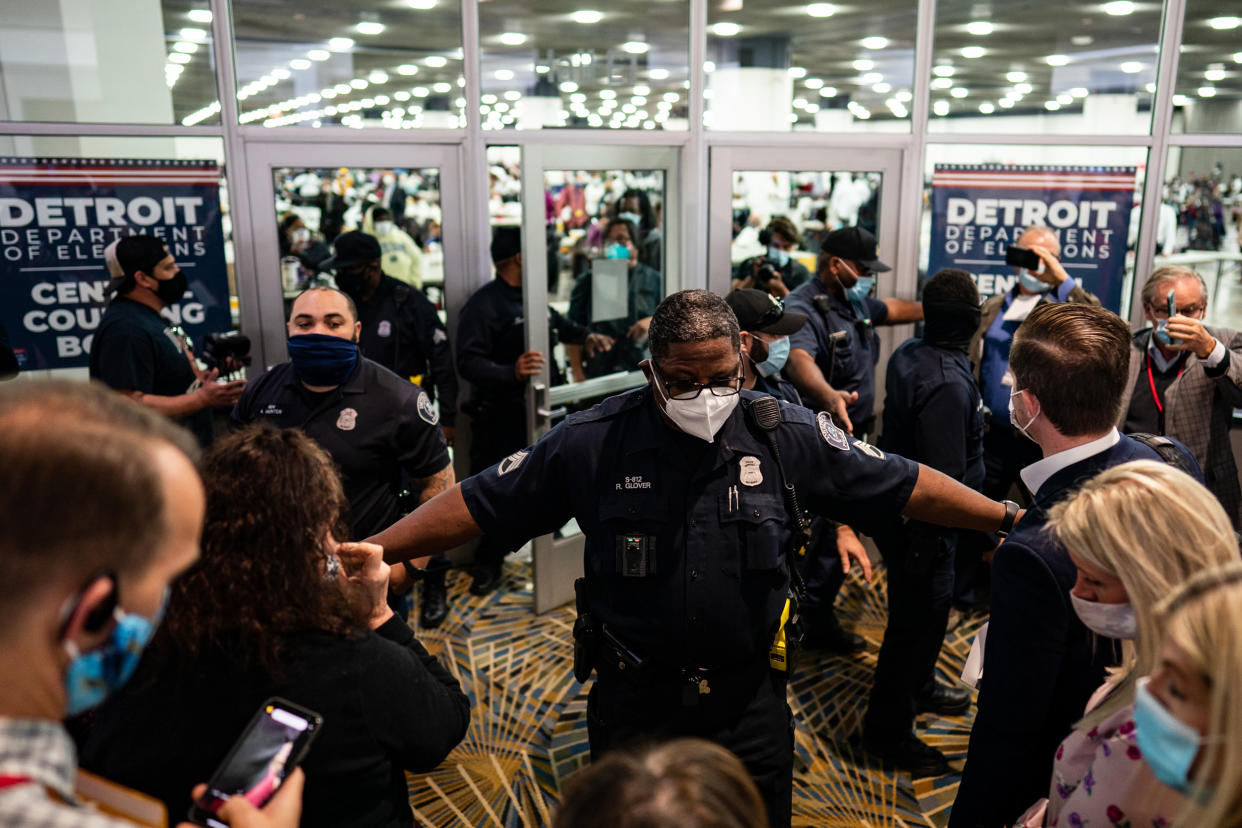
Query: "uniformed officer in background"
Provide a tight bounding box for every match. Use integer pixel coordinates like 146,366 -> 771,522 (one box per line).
230,287 -> 456,623
454,227 -> 610,595
861,267 -> 986,777
369,289 -> 1020,827
783,227 -> 924,653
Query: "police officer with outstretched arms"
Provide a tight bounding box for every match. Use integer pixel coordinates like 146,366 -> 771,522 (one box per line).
367,290 -> 1020,828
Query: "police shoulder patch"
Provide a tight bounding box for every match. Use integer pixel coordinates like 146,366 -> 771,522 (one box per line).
497,450 -> 529,476
415,390 -> 439,425
852,439 -> 884,460
816,411 -> 850,451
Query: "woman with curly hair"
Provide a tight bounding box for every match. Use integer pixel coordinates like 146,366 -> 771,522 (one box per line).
78,425 -> 469,827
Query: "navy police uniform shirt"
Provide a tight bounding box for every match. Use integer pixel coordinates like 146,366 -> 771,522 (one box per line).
354,274 -> 458,427
230,357 -> 450,539
879,339 -> 985,491
456,278 -> 590,405
90,297 -> 213,446
785,279 -> 888,426
460,386 -> 919,669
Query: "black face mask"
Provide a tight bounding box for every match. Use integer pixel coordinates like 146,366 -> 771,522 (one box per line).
335,267 -> 367,298
922,298 -> 981,352
152,270 -> 187,306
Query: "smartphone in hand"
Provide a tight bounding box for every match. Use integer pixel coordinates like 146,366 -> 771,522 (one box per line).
1005,245 -> 1044,274
186,698 -> 321,827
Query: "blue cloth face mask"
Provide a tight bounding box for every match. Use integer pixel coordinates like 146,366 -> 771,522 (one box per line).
1018,271 -> 1053,294
753,336 -> 790,377
845,275 -> 875,303
604,243 -> 630,261
63,588 -> 168,716
1154,319 -> 1175,346
618,211 -> 642,227
767,247 -> 790,268
287,333 -> 359,386
1133,676 -> 1203,794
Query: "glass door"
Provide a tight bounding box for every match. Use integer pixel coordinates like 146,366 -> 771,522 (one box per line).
518,143 -> 682,613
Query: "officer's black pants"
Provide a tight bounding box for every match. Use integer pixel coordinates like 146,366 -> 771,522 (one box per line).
863,523 -> 955,744
796,517 -> 847,630
586,664 -> 793,828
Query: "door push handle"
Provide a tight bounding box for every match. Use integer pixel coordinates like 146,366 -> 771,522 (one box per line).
538,406 -> 568,420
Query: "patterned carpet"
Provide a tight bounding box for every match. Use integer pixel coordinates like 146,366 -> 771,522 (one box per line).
405,560 -> 986,827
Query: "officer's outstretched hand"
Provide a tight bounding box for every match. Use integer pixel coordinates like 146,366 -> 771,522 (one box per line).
514,350 -> 546,380
177,768 -> 304,828
836,525 -> 873,583
197,368 -> 247,409
826,388 -> 859,435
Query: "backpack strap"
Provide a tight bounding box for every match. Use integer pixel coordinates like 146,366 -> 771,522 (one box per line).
1128,432 -> 1197,476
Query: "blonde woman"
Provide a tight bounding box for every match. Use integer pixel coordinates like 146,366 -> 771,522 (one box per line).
1139,562 -> 1242,827
1019,460 -> 1239,827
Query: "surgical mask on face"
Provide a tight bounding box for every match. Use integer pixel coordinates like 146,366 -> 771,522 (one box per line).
152,271 -> 188,306
63,588 -> 169,716
373,220 -> 394,237
1070,593 -> 1138,639
753,336 -> 790,377
767,247 -> 791,268
1008,388 -> 1039,441
618,211 -> 642,227
1133,677 -> 1203,795
651,366 -> 740,443
1154,318 -> 1175,346
291,228 -> 311,245
287,333 -> 359,386
1018,271 -> 1053,294
605,242 -> 630,261
845,276 -> 875,303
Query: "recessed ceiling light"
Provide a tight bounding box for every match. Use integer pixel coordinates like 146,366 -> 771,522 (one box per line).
1072,35 -> 1094,45
1198,85 -> 1217,97
396,64 -> 418,75
505,90 -> 522,100
931,77 -> 953,89
1120,61 -> 1143,73
1234,52 -> 1242,63
308,49 -> 330,61
896,89 -> 912,101
356,21 -> 385,35
499,32 -> 527,45
622,41 -> 650,54
494,69 -> 515,80
1208,16 -> 1240,29
407,0 -> 438,8
820,86 -> 838,97
328,37 -> 354,51
966,21 -> 994,35
290,58 -> 312,70
648,68 -> 670,79
1057,93 -> 1073,104
411,86 -> 429,96
861,72 -> 883,84
570,10 -> 603,23
425,56 -> 448,67
432,81 -> 452,93
168,52 -> 192,64
599,89 -> 617,99
861,36 -> 889,49
1015,82 -> 1033,93
1102,0 -> 1135,15
271,68 -> 291,80
664,92 -> 679,101
560,80 -> 579,92
704,61 -> 717,72
933,100 -> 950,116
634,84 -> 651,95
999,98 -> 1015,108
350,78 -> 368,89
180,27 -> 207,42
1069,86 -> 1088,97
1205,68 -> 1226,81
807,3 -> 837,16
712,22 -> 741,36
788,66 -> 807,78
334,83 -> 351,94
932,64 -> 955,76
979,102 -> 995,113
187,9 -> 212,23
535,64 -> 550,73
173,41 -> 198,53
1006,71 -> 1027,83
1172,94 -> 1189,105
853,58 -> 875,71
1046,54 -> 1069,66
961,46 -> 986,58
1045,100 -> 1061,110
950,87 -> 968,98
395,90 -> 411,101
805,78 -> 823,89
369,70 -> 389,83
874,82 -> 892,93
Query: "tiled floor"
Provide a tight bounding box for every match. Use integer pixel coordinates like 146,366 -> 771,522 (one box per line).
405,560 -> 981,827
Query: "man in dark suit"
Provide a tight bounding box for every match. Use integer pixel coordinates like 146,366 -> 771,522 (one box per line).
1119,264 -> 1242,528
950,303 -> 1201,828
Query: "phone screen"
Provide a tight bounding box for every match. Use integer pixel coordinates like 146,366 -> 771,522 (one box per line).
1005,245 -> 1042,273
188,699 -> 321,827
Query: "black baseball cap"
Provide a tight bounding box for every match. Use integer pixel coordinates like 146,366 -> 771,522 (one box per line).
820,226 -> 891,273
490,226 -> 522,263
319,231 -> 381,272
725,289 -> 807,336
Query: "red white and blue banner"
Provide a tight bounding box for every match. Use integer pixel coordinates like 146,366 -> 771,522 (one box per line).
928,164 -> 1138,312
0,157 -> 229,370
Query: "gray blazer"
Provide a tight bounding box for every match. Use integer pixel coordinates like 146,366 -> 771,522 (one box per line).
1118,326 -> 1242,527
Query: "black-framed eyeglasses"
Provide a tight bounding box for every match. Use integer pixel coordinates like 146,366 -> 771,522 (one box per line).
1150,303 -> 1206,319
654,355 -> 745,400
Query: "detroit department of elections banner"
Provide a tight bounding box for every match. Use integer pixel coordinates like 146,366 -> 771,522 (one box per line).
928,164 -> 1138,312
0,157 -> 229,371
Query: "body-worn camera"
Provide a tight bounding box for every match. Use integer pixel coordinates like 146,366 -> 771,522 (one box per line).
201,331 -> 252,379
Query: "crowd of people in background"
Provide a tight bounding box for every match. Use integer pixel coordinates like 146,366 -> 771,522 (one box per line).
6,165 -> 1242,828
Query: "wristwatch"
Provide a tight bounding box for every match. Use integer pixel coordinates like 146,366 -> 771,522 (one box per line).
996,499 -> 1021,537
